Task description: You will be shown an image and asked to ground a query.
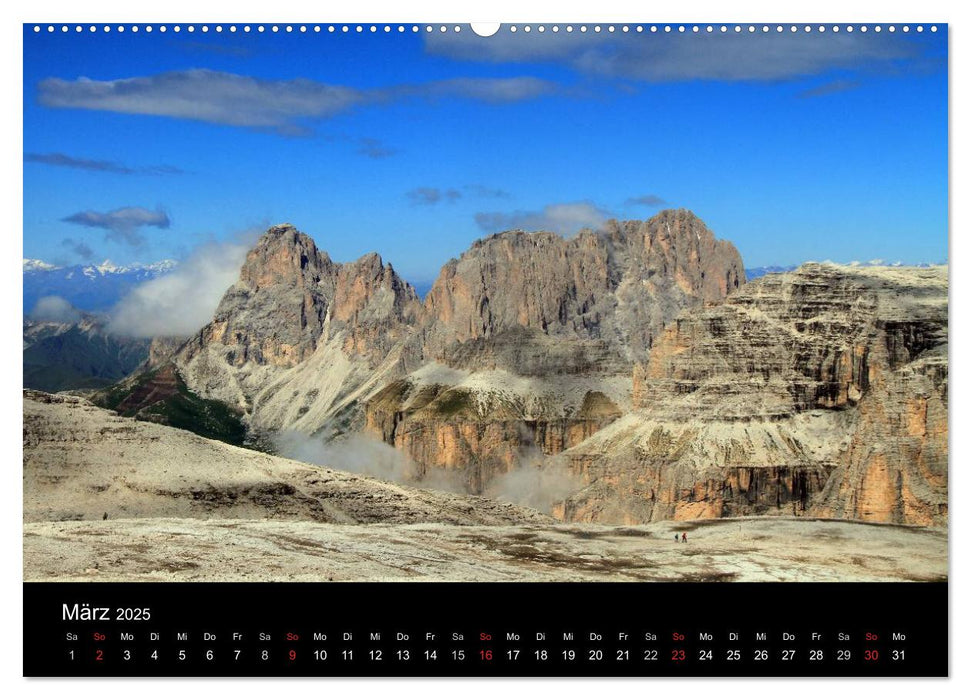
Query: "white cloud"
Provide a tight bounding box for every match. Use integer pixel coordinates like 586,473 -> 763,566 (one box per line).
62,206 -> 170,247
40,70 -> 363,135
464,184 -> 510,199
406,76 -> 558,102
107,230 -> 260,338
475,201 -> 611,237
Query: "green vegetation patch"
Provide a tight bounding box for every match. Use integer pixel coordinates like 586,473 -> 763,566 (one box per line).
94,365 -> 249,447
430,387 -> 476,417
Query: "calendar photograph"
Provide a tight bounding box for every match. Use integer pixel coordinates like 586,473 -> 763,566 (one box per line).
23,22 -> 948,588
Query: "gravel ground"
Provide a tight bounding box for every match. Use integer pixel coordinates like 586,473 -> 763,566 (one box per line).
24,517 -> 947,583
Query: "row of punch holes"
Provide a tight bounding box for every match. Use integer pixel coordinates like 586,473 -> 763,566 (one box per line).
32,24 -> 939,35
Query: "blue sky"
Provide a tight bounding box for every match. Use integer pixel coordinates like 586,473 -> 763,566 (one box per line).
23,24 -> 948,284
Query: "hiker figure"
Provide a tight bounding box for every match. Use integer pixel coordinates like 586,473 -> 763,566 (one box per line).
674,533 -> 679,543
681,532 -> 687,543
102,512 -> 108,521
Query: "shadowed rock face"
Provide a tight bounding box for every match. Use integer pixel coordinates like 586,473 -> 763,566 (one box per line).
561,264 -> 948,526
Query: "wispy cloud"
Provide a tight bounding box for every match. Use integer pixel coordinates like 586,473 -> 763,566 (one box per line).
465,184 -> 511,199
38,69 -> 562,135
407,184 -> 511,205
62,206 -> 171,247
39,70 -> 362,136
625,194 -> 667,207
61,237 -> 95,260
356,137 -> 396,159
475,201 -> 611,237
25,152 -> 183,175
397,76 -> 559,103
426,30 -> 931,83
407,187 -> 462,206
797,79 -> 862,98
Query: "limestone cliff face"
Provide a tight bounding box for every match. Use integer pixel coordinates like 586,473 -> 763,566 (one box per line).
561,264 -> 948,526
422,209 -> 745,369
633,263 -> 945,417
363,209 -> 745,490
812,353 -> 947,525
182,225 -> 420,369
175,224 -> 423,433
186,224 -> 337,368
365,370 -> 625,493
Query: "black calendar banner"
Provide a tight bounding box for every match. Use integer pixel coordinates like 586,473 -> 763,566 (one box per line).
24,582 -> 947,677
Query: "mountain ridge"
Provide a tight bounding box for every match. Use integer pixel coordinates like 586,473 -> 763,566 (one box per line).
89,212 -> 948,527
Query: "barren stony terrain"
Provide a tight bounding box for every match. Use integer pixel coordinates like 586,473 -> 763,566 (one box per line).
23,390 -> 946,583
24,517 -> 946,583
23,390 -> 550,526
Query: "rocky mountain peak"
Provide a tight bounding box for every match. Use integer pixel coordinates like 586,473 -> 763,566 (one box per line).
421,209 -> 745,368
238,223 -> 334,292
179,224 -> 422,380
172,212 -> 742,430
602,209 -> 745,298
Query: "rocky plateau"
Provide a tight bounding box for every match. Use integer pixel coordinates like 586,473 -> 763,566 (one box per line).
22,390 -> 945,582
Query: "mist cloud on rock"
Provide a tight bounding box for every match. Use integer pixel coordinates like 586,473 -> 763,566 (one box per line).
275,429 -> 581,511
275,431 -> 583,514
107,230 -> 260,338
272,431 -> 464,493
485,450 -> 583,514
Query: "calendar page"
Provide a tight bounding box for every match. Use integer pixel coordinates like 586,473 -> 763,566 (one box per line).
22,20 -> 948,677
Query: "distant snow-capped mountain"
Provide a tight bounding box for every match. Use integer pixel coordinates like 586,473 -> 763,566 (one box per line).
23,258 -> 178,314
22,258 -> 60,272
23,258 -> 177,275
744,265 -> 798,280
